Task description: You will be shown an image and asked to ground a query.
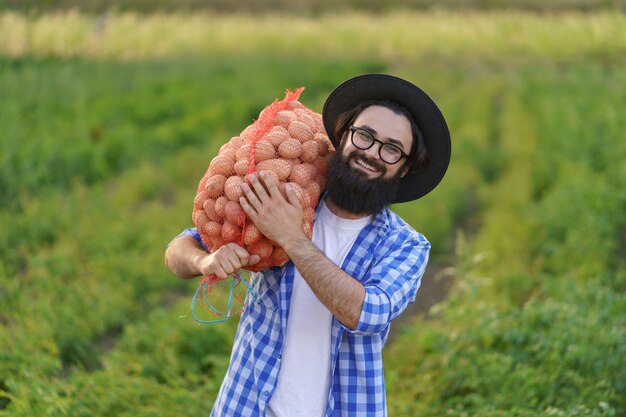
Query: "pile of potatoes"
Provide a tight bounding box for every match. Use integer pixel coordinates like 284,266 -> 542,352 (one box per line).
192,91 -> 334,272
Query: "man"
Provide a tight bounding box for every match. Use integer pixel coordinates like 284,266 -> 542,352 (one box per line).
165,74 -> 451,417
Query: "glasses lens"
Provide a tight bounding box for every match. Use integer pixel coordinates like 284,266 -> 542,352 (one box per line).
380,144 -> 403,164
351,128 -> 374,150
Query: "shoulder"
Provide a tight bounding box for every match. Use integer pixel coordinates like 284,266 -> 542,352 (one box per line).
373,207 -> 430,250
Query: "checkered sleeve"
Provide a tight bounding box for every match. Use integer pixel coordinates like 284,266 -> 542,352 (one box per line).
349,234 -> 430,335
173,227 -> 208,251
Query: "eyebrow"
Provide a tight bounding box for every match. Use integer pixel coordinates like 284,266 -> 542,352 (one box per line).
359,124 -> 407,151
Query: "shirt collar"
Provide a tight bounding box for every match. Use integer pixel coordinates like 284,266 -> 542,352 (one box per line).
316,194 -> 392,237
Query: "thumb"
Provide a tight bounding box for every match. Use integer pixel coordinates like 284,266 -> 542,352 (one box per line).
248,254 -> 261,265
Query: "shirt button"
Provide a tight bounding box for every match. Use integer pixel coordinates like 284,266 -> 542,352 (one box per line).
278,354 -> 282,360
263,391 -> 270,396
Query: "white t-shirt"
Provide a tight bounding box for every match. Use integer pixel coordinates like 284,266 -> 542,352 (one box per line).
266,202 -> 372,417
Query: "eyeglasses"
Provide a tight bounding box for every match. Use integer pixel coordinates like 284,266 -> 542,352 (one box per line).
348,126 -> 410,165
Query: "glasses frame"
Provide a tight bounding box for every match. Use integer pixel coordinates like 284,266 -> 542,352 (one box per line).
348,126 -> 410,165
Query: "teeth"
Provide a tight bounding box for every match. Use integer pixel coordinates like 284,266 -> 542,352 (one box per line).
355,157 -> 379,172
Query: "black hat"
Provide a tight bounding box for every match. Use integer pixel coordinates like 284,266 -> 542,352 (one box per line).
322,74 -> 451,203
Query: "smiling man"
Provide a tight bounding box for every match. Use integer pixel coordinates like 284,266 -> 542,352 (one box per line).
165,74 -> 451,417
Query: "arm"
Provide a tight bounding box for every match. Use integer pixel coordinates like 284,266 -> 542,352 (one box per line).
165,234 -> 260,279
281,235 -> 365,330
239,172 -> 365,329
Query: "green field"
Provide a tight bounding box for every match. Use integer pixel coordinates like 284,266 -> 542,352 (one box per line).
1,10 -> 625,417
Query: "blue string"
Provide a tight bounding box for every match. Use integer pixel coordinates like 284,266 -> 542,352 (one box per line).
190,273 -> 252,324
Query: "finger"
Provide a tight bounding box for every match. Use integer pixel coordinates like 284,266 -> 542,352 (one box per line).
241,182 -> 261,209
226,245 -> 246,272
239,195 -> 258,220
213,265 -> 228,280
285,183 -> 303,209
259,171 -> 285,201
241,182 -> 261,208
221,259 -> 239,277
247,173 -> 270,203
229,243 -> 250,266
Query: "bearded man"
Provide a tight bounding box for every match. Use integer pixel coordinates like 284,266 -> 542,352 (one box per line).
165,74 -> 451,417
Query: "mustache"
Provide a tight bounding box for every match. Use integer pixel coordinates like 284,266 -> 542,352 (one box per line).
348,150 -> 387,175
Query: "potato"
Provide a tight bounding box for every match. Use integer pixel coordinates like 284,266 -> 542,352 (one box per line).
205,175 -> 227,198
311,112 -> 325,134
313,133 -> 330,156
301,140 -> 319,162
278,138 -> 303,159
286,100 -> 303,110
234,159 -> 250,176
203,198 -> 219,222
236,140 -> 275,163
248,238 -> 273,259
229,136 -> 248,149
253,140 -> 276,162
221,221 -> 240,243
289,163 -> 317,188
312,155 -> 330,176
205,221 -> 222,237
224,200 -> 245,226
306,182 -> 322,207
274,110 -> 296,127
214,196 -> 229,218
218,146 -> 237,161
210,236 -> 224,251
193,209 -> 209,232
264,129 -> 289,147
269,125 -> 289,137
194,190 -> 207,210
224,175 -> 245,201
288,120 -> 313,143
208,155 -> 235,176
270,246 -> 289,265
294,108 -> 315,127
243,222 -> 262,246
256,159 -> 292,181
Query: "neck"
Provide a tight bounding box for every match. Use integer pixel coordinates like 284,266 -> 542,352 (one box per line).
324,198 -> 373,220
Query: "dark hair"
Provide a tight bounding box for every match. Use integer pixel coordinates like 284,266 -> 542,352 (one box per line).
333,100 -> 428,173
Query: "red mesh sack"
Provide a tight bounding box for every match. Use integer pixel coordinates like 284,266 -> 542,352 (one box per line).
192,88 -> 335,273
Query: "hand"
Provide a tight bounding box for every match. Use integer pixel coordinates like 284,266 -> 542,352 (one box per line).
195,242 -> 260,279
239,171 -> 305,248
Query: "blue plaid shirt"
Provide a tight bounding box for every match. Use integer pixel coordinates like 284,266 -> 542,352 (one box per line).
180,205 -> 430,417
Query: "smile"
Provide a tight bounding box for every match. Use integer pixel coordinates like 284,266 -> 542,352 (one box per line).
351,156 -> 382,174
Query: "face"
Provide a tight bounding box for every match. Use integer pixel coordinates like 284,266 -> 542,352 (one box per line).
325,105 -> 414,215
341,105 -> 413,180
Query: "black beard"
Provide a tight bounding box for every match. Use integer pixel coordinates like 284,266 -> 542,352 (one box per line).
325,150 -> 401,216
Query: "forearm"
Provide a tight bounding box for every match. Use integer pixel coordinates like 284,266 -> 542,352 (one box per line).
164,235 -> 206,278
282,235 -> 365,330
238,172 -> 366,329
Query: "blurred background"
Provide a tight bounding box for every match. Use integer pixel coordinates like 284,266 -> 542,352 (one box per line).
1,1 -> 625,416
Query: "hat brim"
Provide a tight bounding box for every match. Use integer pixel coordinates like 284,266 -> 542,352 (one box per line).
322,74 -> 451,203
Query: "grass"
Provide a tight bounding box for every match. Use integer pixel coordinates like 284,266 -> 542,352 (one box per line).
1,9 -> 625,417
1,10 -> 626,62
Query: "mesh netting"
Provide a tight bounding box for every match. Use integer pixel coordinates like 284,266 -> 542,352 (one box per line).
189,88 -> 335,323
